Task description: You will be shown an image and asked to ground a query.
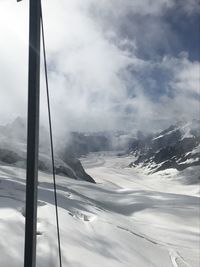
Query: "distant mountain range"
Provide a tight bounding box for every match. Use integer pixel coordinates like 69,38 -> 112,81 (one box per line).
128,120 -> 200,175
1,118 -> 199,183
0,118 -> 95,183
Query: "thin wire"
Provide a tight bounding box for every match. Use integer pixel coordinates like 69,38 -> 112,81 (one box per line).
40,4 -> 62,267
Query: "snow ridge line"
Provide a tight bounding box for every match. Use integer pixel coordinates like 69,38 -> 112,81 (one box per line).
114,223 -> 192,267
116,226 -> 158,245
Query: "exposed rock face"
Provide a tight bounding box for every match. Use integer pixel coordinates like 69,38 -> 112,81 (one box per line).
0,118 -> 95,183
129,120 -> 200,174
58,151 -> 95,183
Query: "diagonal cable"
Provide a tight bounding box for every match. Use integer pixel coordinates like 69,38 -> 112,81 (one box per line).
40,4 -> 62,267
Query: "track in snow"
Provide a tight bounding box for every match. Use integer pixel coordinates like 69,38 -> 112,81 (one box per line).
0,153 -> 199,267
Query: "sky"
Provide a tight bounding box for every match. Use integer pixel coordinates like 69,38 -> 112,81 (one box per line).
0,0 -> 199,134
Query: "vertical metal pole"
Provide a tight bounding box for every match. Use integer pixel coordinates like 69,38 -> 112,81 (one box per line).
24,0 -> 41,267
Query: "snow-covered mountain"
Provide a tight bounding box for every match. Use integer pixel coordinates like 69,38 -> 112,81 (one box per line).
0,118 -> 95,183
129,120 -> 200,179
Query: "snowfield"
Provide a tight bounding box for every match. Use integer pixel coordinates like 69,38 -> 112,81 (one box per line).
0,152 -> 199,267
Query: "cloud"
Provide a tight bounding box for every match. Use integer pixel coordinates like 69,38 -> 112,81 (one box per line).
0,0 -> 199,135
169,57 -> 200,95
0,0 -> 29,123
178,0 -> 200,15
120,54 -> 200,131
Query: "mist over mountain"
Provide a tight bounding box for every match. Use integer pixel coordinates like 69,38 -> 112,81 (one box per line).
60,130 -> 136,159
0,117 -> 95,183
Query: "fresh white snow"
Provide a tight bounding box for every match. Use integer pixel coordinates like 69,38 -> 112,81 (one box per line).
0,153 -> 199,267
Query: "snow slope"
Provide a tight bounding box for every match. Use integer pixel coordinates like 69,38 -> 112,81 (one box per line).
0,152 -> 199,267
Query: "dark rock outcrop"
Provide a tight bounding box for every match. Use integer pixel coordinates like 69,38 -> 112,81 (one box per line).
129,120 -> 200,173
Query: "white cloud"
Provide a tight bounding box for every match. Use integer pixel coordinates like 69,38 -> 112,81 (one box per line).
180,0 -> 200,15
0,0 -> 29,123
171,58 -> 200,95
0,0 -> 199,135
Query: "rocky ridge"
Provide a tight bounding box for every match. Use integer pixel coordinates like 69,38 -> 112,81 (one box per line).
129,120 -> 200,175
